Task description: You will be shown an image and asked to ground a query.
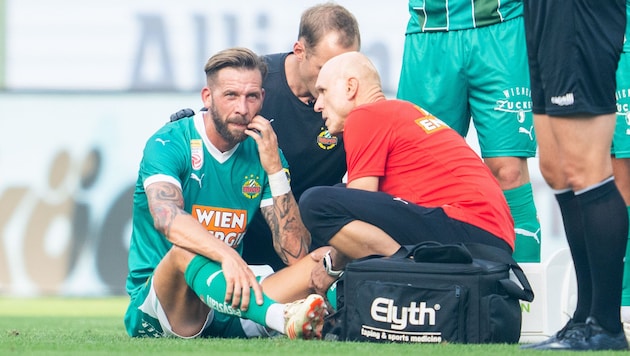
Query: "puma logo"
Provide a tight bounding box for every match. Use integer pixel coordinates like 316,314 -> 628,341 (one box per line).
518,126 -> 534,141
515,227 -> 541,244
190,173 -> 204,188
155,138 -> 170,146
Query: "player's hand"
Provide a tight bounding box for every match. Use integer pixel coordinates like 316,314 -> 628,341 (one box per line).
309,249 -> 338,297
245,115 -> 283,174
220,253 -> 264,311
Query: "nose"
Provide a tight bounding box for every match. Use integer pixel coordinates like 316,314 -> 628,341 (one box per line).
314,96 -> 323,113
234,97 -> 249,116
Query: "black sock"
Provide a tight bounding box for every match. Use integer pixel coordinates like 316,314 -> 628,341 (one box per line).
577,179 -> 628,333
555,190 -> 590,323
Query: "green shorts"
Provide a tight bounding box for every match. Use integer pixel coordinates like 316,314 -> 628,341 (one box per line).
397,17 -> 536,158
613,51 -> 630,159
124,265 -> 275,338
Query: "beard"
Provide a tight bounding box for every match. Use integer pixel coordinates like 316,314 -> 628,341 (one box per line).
209,105 -> 249,146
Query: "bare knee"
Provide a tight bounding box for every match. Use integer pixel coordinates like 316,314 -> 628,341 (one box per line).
485,157 -> 529,190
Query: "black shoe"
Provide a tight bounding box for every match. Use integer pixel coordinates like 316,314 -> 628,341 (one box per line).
523,317 -> 628,351
520,318 -> 584,349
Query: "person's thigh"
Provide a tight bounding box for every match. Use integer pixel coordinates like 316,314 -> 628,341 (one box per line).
397,31 -> 470,135
124,275 -> 213,338
467,18 -> 536,159
151,247 -> 210,337
300,186 -> 505,249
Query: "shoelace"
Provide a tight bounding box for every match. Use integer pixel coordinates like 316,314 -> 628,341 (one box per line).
558,320 -> 587,340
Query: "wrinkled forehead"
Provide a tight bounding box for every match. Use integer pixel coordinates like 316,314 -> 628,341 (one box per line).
212,67 -> 263,89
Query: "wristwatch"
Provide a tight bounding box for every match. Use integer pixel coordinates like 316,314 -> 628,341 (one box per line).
323,250 -> 344,278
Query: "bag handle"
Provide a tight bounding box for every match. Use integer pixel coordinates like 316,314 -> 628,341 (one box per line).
395,241 -> 474,264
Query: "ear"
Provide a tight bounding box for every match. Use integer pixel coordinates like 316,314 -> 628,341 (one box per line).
346,77 -> 359,99
201,86 -> 212,108
293,40 -> 306,61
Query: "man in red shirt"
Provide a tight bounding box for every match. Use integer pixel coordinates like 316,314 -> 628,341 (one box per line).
300,51 -> 515,294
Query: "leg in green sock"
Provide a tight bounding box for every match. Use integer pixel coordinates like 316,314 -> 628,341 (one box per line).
184,255 -> 278,327
504,183 -> 542,263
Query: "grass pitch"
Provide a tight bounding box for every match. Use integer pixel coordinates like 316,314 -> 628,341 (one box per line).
0,297 -> 620,355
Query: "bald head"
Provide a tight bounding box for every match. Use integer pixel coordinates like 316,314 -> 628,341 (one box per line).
318,51 -> 382,99
313,51 -> 385,135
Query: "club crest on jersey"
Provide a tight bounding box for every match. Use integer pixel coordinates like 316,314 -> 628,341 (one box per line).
190,139 -> 203,170
317,129 -> 339,150
242,174 -> 262,199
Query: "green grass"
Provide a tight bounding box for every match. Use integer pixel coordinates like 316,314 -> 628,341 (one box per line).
0,297 -> 624,355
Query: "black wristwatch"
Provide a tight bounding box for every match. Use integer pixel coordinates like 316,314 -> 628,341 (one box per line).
323,250 -> 344,278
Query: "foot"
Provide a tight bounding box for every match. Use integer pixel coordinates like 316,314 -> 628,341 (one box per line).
523,317 -> 628,351
520,318 -> 584,349
284,294 -> 327,340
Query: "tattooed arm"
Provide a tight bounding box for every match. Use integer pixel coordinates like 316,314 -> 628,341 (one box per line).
245,115 -> 311,265
146,181 -> 231,258
261,192 -> 311,266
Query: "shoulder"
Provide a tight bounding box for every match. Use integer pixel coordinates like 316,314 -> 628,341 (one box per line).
261,52 -> 289,72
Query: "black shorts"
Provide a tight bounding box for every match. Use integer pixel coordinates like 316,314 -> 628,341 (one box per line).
524,0 -> 625,116
298,186 -> 511,254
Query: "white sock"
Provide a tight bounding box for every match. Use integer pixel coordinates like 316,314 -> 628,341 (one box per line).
265,303 -> 285,333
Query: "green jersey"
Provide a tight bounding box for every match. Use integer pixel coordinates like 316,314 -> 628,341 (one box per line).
406,0 -> 523,32
126,113 -> 288,298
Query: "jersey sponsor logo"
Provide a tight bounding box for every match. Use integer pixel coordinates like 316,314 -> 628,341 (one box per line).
495,87 -> 532,116
370,297 -> 440,330
190,139 -> 203,170
495,87 -> 534,140
192,205 -> 247,248
550,92 -> 574,107
241,175 -> 262,199
155,138 -> 170,146
317,129 -> 339,150
414,115 -> 449,134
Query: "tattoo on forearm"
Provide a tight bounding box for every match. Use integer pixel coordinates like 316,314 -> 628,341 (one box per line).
262,195 -> 310,264
146,182 -> 184,236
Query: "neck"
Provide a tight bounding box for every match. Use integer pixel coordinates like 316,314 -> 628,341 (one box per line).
285,54 -> 314,105
360,88 -> 387,105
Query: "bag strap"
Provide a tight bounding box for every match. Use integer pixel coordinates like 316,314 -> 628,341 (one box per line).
464,243 -> 535,302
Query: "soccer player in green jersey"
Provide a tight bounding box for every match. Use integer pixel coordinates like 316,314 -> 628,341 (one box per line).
124,47 -> 327,340
397,0 -> 542,263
